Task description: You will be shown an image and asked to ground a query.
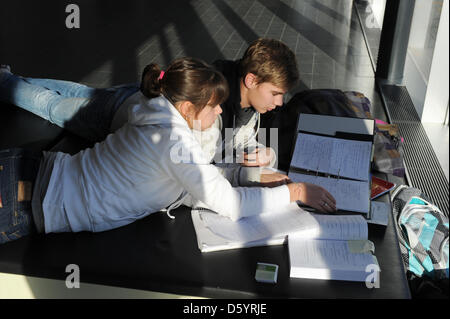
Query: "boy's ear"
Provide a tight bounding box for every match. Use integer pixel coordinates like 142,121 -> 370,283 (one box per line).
243,73 -> 258,89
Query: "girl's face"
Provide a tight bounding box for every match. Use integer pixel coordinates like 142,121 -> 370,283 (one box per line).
193,103 -> 223,131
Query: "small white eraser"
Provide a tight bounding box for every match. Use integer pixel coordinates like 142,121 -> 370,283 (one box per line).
255,262 -> 278,284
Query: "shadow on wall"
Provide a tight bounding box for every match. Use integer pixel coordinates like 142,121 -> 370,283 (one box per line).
0,0 -> 226,86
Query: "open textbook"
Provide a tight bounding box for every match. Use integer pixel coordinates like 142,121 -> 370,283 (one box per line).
288,237 -> 379,282
191,203 -> 369,252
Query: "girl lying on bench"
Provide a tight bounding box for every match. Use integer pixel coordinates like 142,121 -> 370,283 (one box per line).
0,58 -> 335,244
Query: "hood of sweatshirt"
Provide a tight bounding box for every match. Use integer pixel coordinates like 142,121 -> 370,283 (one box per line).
128,93 -> 188,129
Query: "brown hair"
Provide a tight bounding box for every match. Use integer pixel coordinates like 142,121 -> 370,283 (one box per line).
239,38 -> 299,91
140,57 -> 229,113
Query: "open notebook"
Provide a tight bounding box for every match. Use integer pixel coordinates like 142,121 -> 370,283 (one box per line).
289,114 -> 375,215
191,203 -> 369,253
191,203 -> 379,283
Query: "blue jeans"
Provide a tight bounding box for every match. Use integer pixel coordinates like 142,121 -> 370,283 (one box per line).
0,148 -> 42,244
0,72 -> 139,142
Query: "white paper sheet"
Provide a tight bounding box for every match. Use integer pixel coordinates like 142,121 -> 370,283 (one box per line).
367,201 -> 390,226
291,133 -> 372,182
199,203 -> 320,242
197,204 -> 368,243
297,114 -> 375,136
288,172 -> 370,214
288,239 -> 375,271
310,214 -> 368,240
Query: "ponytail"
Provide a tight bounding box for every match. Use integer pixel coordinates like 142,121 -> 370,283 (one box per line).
140,63 -> 163,99
139,57 -> 229,113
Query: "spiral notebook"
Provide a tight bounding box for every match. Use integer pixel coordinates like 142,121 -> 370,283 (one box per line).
289,114 -> 375,215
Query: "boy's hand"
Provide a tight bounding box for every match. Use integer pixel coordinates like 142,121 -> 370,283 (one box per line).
259,169 -> 290,187
241,147 -> 274,167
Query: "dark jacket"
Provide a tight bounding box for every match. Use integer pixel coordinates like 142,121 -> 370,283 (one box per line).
212,60 -> 357,171
212,59 -> 292,169
213,59 -> 261,161
212,59 -> 243,135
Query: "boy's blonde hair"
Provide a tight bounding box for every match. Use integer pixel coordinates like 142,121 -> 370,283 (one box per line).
239,38 -> 298,91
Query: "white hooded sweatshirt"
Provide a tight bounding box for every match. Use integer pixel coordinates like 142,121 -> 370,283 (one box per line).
42,94 -> 290,233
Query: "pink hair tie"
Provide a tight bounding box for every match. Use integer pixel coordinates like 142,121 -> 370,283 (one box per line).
159,71 -> 165,80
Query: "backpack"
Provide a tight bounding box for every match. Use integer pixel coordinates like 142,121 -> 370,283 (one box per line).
344,91 -> 405,177
392,185 -> 449,298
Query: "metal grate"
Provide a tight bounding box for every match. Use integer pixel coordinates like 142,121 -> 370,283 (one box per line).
380,85 -> 420,122
379,84 -> 449,216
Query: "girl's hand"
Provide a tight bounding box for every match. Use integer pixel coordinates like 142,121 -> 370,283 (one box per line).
287,182 -> 337,213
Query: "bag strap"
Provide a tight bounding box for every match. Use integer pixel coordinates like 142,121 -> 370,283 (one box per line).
391,184 -> 409,200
